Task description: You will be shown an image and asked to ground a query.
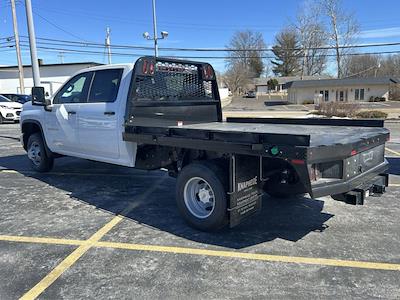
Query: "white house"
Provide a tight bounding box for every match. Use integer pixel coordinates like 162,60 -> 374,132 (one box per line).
0,62 -> 102,96
286,77 -> 398,104
255,75 -> 330,95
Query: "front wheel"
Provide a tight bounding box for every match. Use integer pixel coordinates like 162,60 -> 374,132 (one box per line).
27,133 -> 54,172
176,162 -> 228,231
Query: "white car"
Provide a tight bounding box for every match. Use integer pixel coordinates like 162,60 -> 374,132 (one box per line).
0,95 -> 23,123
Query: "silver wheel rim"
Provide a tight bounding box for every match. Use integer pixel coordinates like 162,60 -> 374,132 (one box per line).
28,141 -> 41,166
183,177 -> 215,219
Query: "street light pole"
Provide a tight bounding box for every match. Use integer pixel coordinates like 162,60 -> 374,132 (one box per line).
143,0 -> 168,56
151,0 -> 158,57
105,27 -> 112,64
10,0 -> 25,93
24,0 -> 41,87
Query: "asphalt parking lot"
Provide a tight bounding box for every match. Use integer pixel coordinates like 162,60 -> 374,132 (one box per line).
1,122 -> 400,299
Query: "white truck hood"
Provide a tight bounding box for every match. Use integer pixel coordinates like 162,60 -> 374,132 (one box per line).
0,101 -> 23,109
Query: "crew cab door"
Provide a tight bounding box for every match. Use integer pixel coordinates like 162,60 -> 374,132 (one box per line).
77,68 -> 123,159
44,72 -> 93,153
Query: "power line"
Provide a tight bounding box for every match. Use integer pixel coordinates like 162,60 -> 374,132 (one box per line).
14,35 -> 400,52
13,43 -> 400,60
17,1 -> 89,42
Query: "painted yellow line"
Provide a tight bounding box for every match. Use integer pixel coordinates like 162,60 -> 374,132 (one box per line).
385,147 -> 400,156
0,169 -> 19,174
390,183 -> 400,187
0,235 -> 84,246
1,233 -> 399,273
19,216 -> 124,300
20,175 -> 167,300
95,241 -> 400,271
0,169 -> 158,178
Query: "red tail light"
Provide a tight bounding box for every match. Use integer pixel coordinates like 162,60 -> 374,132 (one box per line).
202,64 -> 214,80
142,60 -> 148,74
351,150 -> 357,156
291,159 -> 305,165
149,61 -> 155,74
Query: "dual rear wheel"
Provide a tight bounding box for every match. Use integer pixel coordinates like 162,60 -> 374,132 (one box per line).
176,162 -> 228,231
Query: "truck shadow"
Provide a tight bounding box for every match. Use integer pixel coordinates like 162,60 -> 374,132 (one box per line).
0,154 -> 338,249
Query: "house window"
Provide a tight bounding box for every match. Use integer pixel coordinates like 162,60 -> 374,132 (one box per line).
355,88 -> 365,101
319,90 -> 329,101
360,88 -> 364,100
339,91 -> 344,101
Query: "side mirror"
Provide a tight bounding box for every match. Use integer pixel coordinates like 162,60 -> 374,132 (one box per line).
31,87 -> 50,106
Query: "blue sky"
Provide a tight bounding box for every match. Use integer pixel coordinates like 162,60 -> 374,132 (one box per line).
1,0 -> 400,73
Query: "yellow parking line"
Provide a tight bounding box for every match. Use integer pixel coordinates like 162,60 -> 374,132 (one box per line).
20,175 -> 167,300
0,169 -> 158,178
95,241 -> 400,271
20,216 -> 124,300
385,147 -> 400,156
0,169 -> 19,174
390,183 -> 400,187
1,233 -> 399,273
0,235 -> 84,246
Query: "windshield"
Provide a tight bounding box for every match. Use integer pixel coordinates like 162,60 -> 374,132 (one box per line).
0,95 -> 11,102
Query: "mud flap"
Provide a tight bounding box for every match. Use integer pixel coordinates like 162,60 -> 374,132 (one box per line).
228,154 -> 263,227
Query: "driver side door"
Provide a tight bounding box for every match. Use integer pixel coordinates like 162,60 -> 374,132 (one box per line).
44,72 -> 93,154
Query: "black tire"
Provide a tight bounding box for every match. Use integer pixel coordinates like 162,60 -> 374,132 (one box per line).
27,133 -> 54,172
176,161 -> 228,231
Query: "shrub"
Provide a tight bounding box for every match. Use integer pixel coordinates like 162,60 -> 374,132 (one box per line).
356,110 -> 388,119
316,102 -> 360,118
302,100 -> 314,104
369,96 -> 386,102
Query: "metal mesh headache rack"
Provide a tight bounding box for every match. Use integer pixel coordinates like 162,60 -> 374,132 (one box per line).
134,61 -> 214,101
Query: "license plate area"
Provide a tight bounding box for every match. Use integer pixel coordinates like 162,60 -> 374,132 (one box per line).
344,144 -> 385,180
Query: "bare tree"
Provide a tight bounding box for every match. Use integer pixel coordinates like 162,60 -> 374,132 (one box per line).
224,62 -> 252,95
319,0 -> 359,78
271,28 -> 302,76
378,54 -> 400,77
344,54 -> 380,78
226,30 -> 266,78
294,2 -> 328,77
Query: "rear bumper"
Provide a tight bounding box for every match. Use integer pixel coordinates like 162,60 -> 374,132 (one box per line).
311,160 -> 389,198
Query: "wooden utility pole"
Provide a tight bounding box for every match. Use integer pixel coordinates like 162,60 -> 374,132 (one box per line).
10,0 -> 25,93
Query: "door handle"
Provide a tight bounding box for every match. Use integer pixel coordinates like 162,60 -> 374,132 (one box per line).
67,111 -> 76,115
104,111 -> 115,115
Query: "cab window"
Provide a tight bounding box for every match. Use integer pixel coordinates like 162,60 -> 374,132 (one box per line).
88,69 -> 123,103
54,72 -> 93,104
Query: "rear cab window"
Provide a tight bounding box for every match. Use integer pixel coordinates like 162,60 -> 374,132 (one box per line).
88,69 -> 123,103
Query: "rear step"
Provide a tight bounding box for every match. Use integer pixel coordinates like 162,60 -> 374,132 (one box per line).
334,173 -> 389,205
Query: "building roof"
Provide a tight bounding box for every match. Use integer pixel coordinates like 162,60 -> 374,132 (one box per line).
255,75 -> 331,86
0,62 -> 102,70
286,77 -> 398,89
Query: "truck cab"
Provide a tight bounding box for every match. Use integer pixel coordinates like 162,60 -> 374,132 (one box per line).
21,64 -> 138,167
